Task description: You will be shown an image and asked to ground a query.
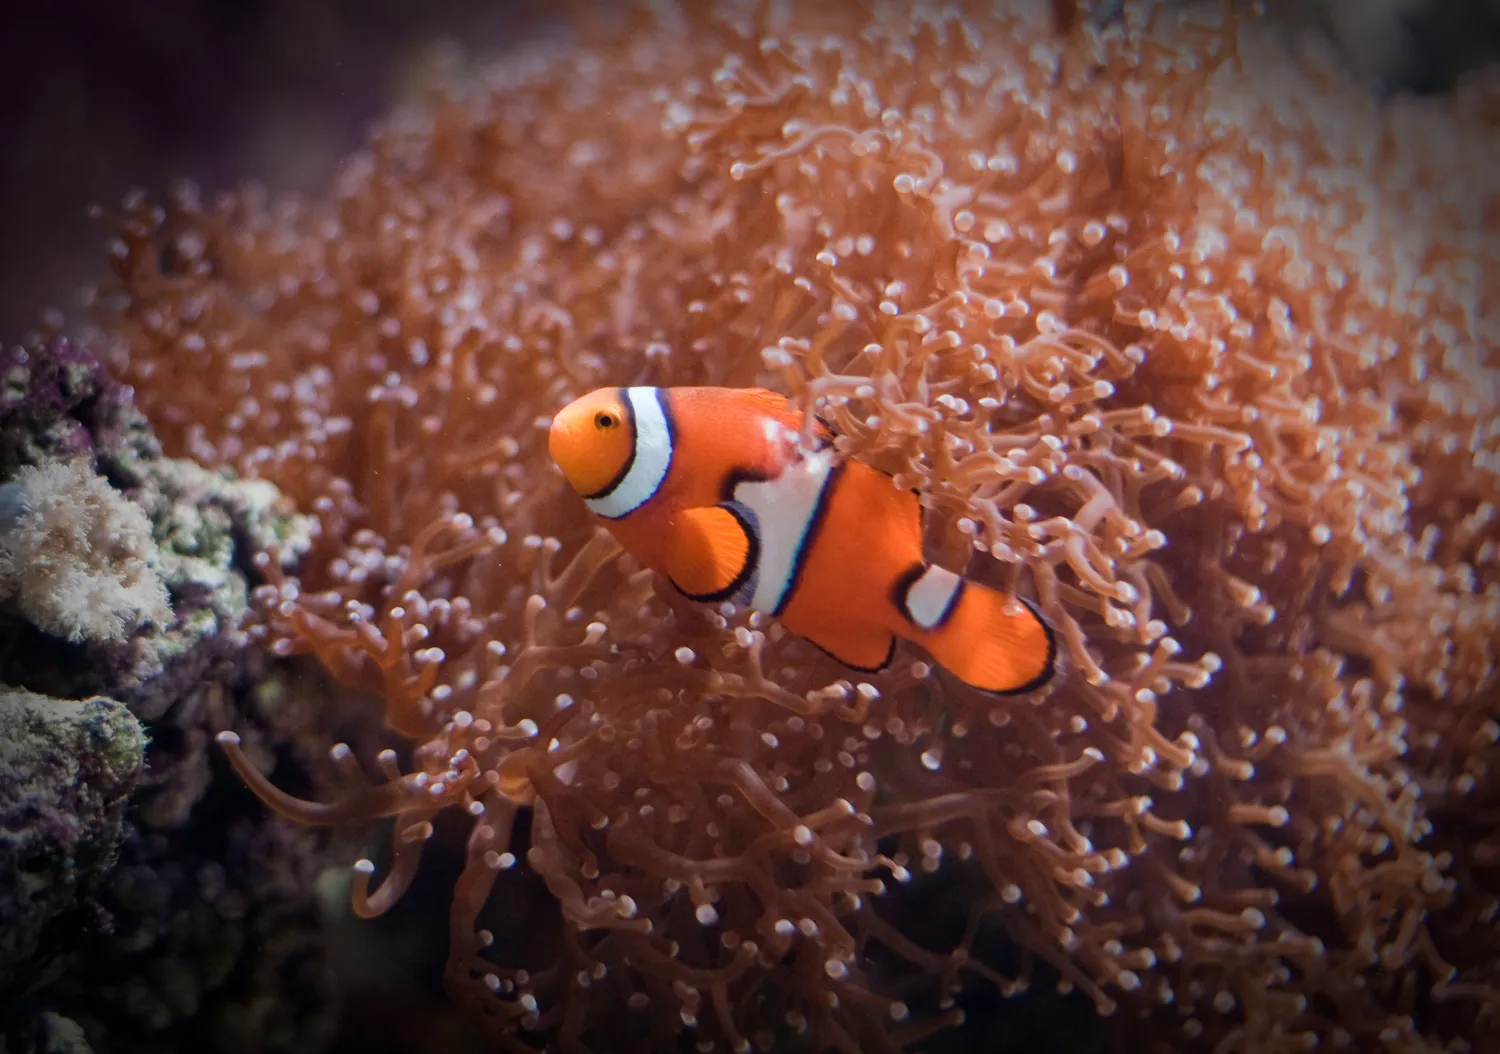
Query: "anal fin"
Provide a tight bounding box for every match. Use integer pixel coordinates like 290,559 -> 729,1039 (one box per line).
799,622 -> 897,673
668,504 -> 756,602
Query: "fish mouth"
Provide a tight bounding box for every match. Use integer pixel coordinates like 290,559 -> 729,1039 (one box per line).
547,415 -> 586,490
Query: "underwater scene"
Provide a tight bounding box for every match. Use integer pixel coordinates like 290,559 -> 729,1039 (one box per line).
2,2 -> 1498,1053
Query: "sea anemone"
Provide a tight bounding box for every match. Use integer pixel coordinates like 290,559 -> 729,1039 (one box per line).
67,1 -> 1499,1051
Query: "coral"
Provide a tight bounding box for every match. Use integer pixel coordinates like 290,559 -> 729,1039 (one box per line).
28,656 -> 362,1054
0,687 -> 146,992
0,337 -> 347,1053
40,689 -> 341,1054
0,1010 -> 96,1054
0,459 -> 172,644
82,1 -> 1500,1052
0,337 -> 316,711
105,456 -> 316,722
0,337 -> 159,485
0,480 -> 25,530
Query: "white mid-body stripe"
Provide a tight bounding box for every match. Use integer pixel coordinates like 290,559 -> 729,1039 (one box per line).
585,387 -> 672,520
732,447 -> 836,615
903,565 -> 962,630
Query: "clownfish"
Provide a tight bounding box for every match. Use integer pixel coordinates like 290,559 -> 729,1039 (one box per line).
547,386 -> 1056,695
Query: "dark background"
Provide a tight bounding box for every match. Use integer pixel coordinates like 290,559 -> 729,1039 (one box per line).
3,0 -> 1499,340
0,0 -> 536,339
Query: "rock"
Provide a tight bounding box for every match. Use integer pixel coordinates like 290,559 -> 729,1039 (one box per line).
0,336 -> 344,1054
0,688 -> 146,992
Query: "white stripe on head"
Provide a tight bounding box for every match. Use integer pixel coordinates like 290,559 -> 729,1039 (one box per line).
584,387 -> 674,520
903,565 -> 963,630
732,447 -> 837,616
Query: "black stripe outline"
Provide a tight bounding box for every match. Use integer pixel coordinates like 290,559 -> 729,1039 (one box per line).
936,576 -> 967,629
985,596 -> 1059,697
895,572 -> 1058,696
889,562 -> 926,622
805,630 -> 898,673
720,466 -> 773,504
581,386 -> 637,501
890,562 -> 967,632
587,388 -> 678,520
674,501 -> 760,605
772,459 -> 845,618
654,387 -> 678,496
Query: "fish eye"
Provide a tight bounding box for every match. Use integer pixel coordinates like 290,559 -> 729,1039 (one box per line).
594,410 -> 619,430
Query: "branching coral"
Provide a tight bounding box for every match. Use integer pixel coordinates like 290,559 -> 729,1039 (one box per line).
75,1 -> 1499,1051
0,459 -> 172,643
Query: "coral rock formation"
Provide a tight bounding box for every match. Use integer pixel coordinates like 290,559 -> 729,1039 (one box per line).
0,459 -> 172,644
0,688 -> 146,992
0,337 -> 345,1054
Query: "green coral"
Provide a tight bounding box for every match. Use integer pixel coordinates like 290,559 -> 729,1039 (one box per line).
121,458 -> 312,697
1,338 -> 342,1054
0,1010 -> 96,1054
0,687 -> 147,992
0,454 -> 313,711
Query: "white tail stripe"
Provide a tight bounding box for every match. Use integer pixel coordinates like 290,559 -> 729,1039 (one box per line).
732,447 -> 837,616
585,387 -> 673,520
903,565 -> 963,630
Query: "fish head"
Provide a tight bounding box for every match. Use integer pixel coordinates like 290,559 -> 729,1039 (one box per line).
548,387 -> 635,497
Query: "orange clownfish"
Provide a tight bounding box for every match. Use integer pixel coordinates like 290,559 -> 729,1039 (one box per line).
547,386 -> 1056,695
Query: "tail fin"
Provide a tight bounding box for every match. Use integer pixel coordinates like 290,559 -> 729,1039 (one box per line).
892,564 -> 1057,695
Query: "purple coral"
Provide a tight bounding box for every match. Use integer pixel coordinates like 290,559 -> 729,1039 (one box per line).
0,337 -> 159,483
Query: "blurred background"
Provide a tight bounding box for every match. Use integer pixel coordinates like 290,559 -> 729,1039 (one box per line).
0,0 -> 542,339
3,0 -> 1500,339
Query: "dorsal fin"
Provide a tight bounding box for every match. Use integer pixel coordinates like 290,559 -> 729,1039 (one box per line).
737,387 -> 835,445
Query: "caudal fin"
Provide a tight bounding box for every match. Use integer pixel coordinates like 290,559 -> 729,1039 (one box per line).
891,564 -> 1057,694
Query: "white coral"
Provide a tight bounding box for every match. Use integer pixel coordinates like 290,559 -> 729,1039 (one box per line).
0,459 -> 172,643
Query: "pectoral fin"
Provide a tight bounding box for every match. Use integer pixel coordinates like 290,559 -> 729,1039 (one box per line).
667,504 -> 757,602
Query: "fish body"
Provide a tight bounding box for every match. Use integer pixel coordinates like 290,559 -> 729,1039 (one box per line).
548,386 -> 1056,695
